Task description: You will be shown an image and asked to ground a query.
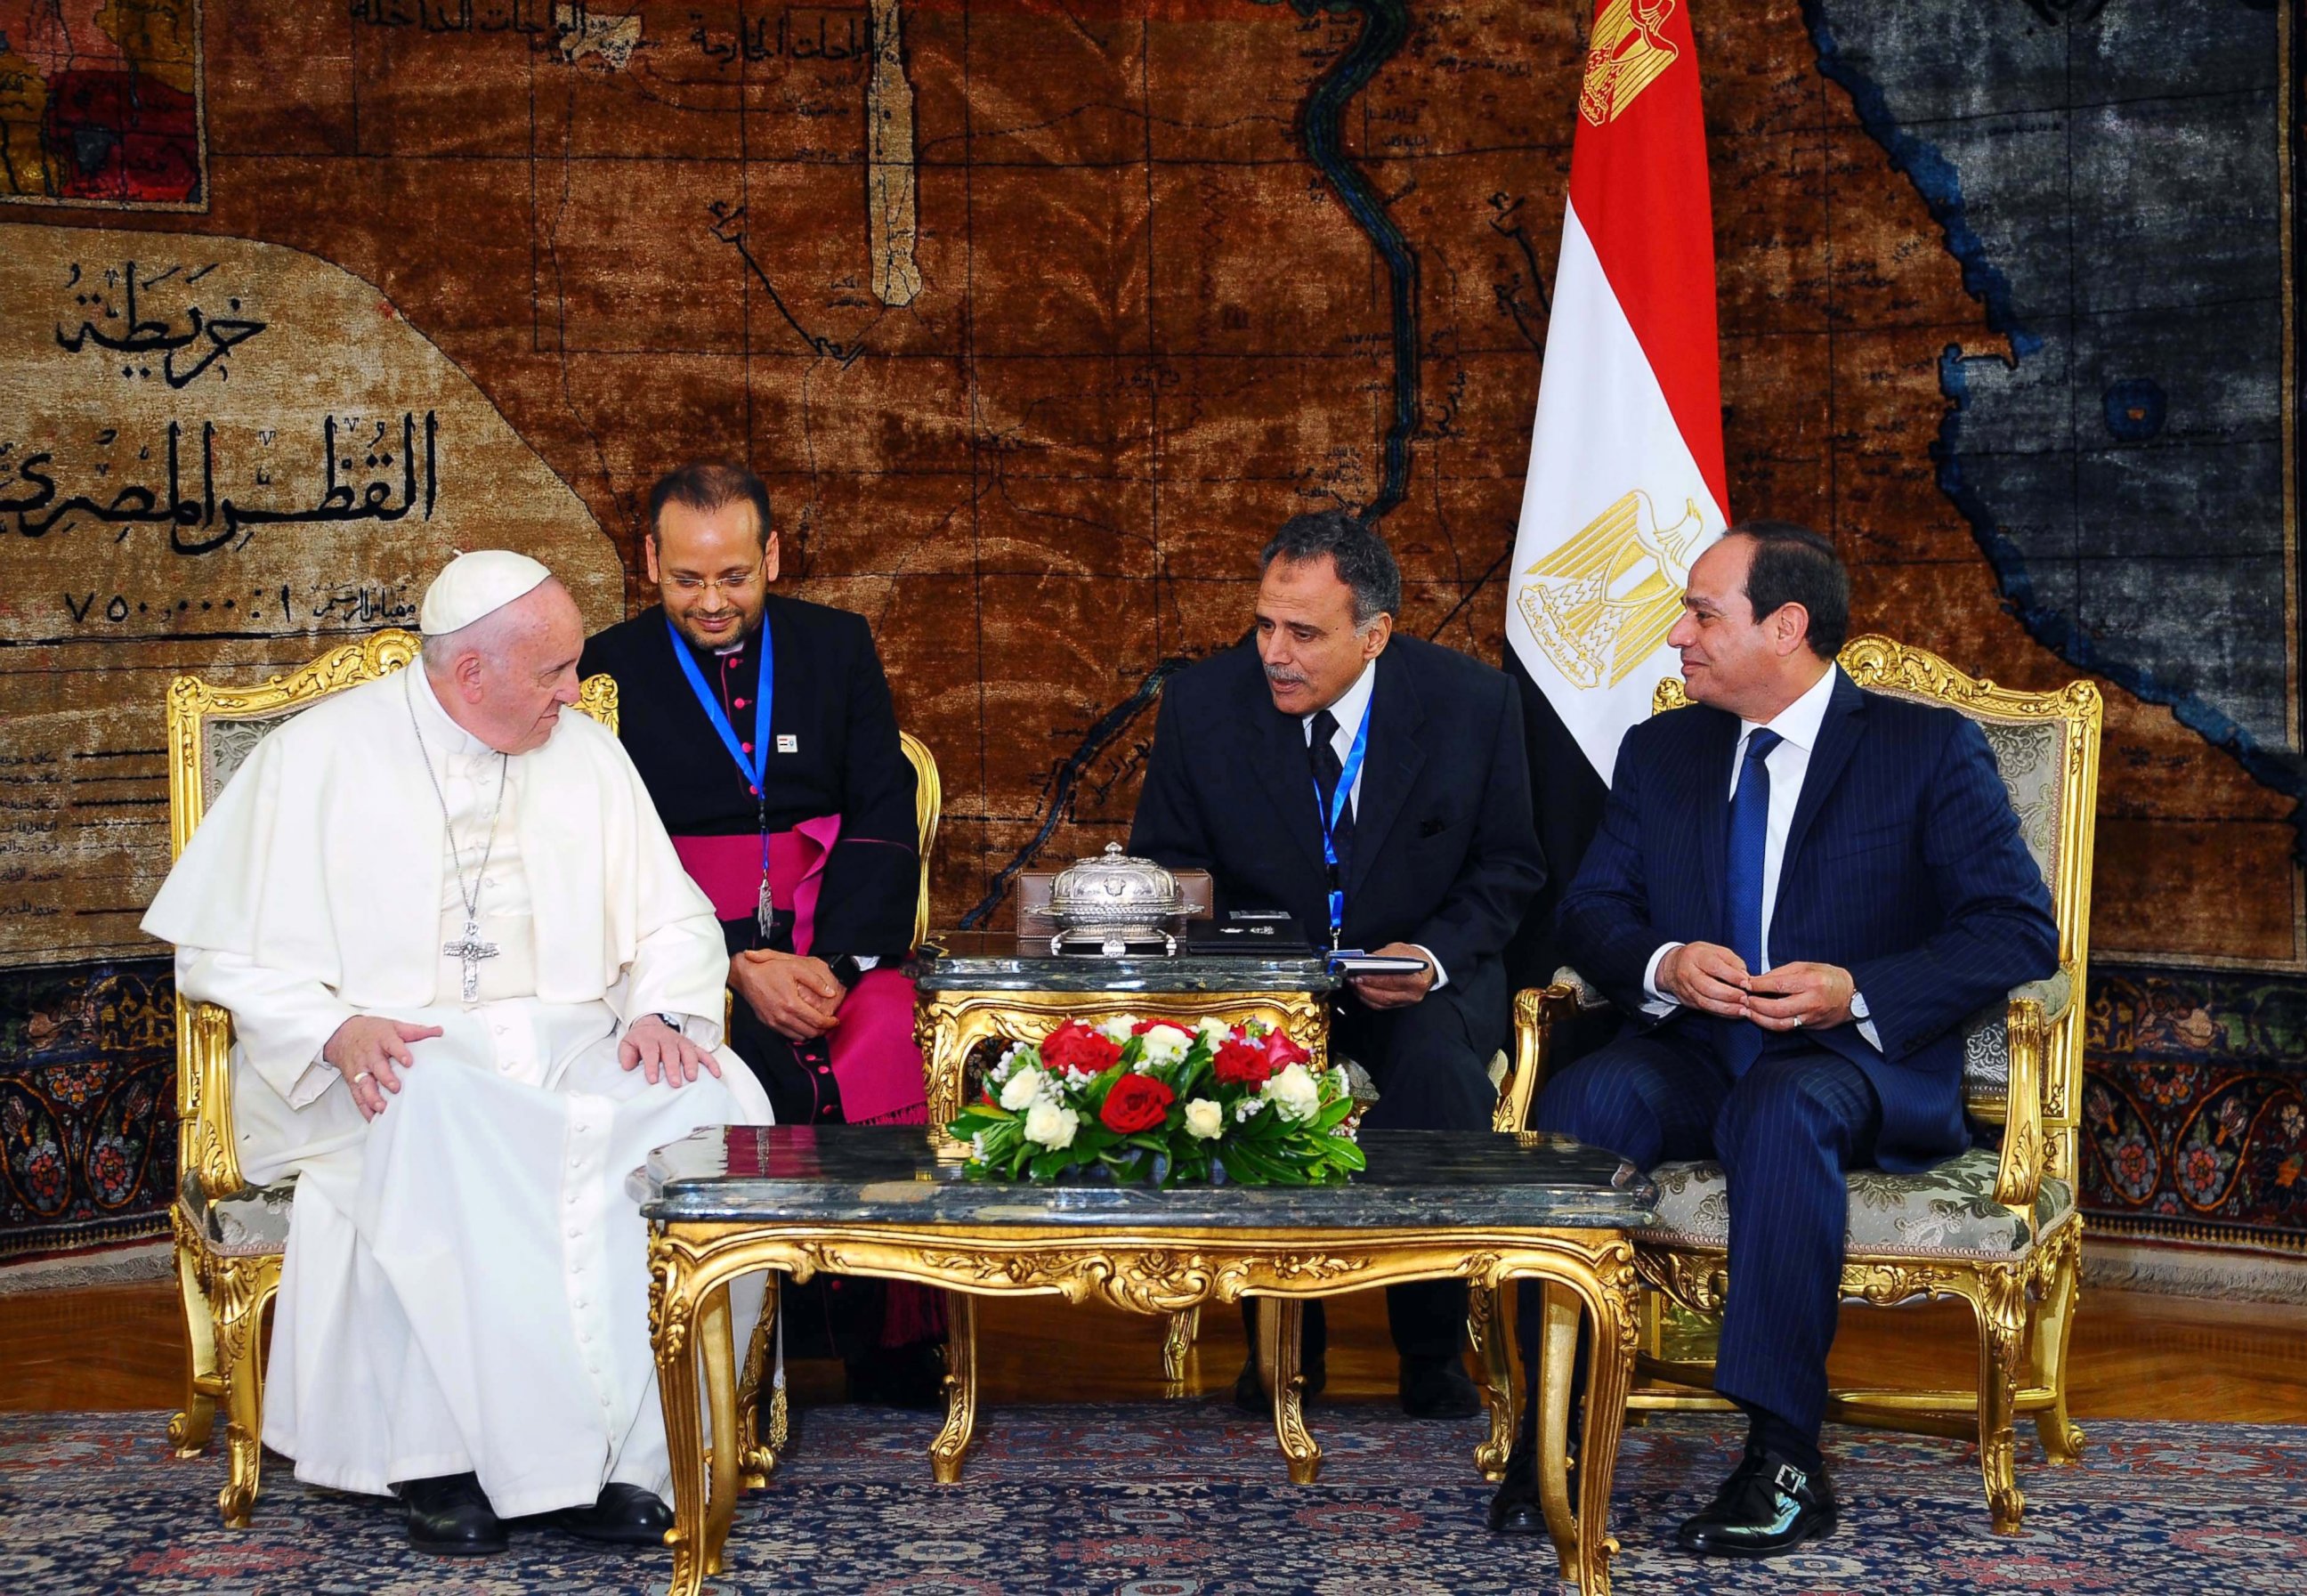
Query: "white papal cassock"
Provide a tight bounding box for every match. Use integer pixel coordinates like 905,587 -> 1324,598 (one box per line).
143,665 -> 773,1517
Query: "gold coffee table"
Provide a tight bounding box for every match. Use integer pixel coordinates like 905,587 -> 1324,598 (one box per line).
637,1123 -> 1657,1596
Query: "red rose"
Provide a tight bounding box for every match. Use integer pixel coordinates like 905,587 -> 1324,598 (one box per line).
1100,1072 -> 1176,1133
1040,1020 -> 1121,1076
1261,1028 -> 1311,1071
1212,1037 -> 1274,1087
1130,1017 -> 1178,1035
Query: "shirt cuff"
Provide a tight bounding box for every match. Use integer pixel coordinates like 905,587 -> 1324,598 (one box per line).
1407,945 -> 1446,990
853,955 -> 880,973
287,1057 -> 340,1111
1640,942 -> 1683,1018
1850,990 -> 1882,1052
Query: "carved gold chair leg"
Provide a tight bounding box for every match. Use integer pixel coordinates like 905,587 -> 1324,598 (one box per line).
210,1252 -> 281,1528
1971,1265 -> 2029,1534
1534,1281 -> 1583,1583
166,1211 -> 220,1457
734,1272 -> 783,1488
2028,1222 -> 2085,1465
1468,1282 -> 1516,1481
931,1292 -> 979,1485
1162,1307 -> 1200,1387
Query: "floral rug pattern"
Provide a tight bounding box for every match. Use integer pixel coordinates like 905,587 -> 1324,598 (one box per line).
5,1405 -> 2304,1593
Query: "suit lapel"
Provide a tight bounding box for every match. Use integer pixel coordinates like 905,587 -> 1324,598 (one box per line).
1692,707 -> 1739,944
1347,655 -> 1424,898
1783,669 -> 1868,872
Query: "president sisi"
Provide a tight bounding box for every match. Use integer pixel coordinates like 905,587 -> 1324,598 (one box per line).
1129,509 -> 1545,1417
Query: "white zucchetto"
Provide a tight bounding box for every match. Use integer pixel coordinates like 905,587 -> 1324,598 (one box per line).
418,549 -> 554,636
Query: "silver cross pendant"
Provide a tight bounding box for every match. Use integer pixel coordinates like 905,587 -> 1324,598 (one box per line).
443,919 -> 501,1001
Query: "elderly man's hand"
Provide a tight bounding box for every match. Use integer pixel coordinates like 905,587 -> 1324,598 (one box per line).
1656,942 -> 1753,1018
732,950 -> 846,1041
1744,962 -> 1857,1033
323,1015 -> 444,1121
620,1013 -> 723,1087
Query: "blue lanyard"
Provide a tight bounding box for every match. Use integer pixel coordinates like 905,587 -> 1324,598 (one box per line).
666,612 -> 777,908
1311,702 -> 1371,948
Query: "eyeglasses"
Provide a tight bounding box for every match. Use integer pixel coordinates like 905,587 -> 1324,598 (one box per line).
662,566 -> 765,598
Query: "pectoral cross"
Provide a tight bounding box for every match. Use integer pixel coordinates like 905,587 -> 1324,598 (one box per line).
443,919 -> 500,1002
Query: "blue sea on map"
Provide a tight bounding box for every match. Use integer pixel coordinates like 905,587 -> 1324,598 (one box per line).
1813,0 -> 2293,786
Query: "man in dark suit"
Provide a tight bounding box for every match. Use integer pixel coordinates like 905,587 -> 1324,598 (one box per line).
1129,508 -> 1546,1418
1486,522 -> 2058,1556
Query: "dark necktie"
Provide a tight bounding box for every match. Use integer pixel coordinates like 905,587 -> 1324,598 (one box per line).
1722,727 -> 1782,1073
1308,709 -> 1355,864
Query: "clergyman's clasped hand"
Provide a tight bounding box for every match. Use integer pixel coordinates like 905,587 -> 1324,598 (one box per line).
323,1015 -> 446,1121
731,949 -> 847,1041
1656,942 -> 1856,1032
619,1013 -> 723,1087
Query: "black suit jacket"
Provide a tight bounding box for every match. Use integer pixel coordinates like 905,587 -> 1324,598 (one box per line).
579,595 -> 918,963
1128,636 -> 1547,1032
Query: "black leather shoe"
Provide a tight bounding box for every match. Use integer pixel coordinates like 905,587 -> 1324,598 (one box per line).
1230,1352 -> 1328,1415
1486,1444 -> 1543,1535
549,1483 -> 675,1548
1676,1448 -> 1838,1558
1399,1357 -> 1483,1420
847,1339 -> 950,1411
394,1473 -> 506,1557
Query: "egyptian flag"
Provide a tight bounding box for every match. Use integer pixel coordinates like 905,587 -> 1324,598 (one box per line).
1504,0 -> 1726,980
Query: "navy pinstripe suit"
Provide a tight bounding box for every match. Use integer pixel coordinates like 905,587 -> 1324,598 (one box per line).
1538,667 -> 2057,1437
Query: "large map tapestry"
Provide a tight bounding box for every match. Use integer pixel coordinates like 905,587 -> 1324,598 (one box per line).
0,0 -> 2302,1281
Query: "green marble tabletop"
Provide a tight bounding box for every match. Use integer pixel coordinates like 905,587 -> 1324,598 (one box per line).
911,928 -> 1341,995
635,1125 -> 1657,1231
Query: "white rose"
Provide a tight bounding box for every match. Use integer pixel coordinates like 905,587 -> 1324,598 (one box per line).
1184,1098 -> 1224,1140
1262,1061 -> 1322,1123
1138,1023 -> 1193,1065
1023,1099 -> 1080,1150
970,1130 -> 990,1161
999,1065 -> 1048,1113
1195,1016 -> 1234,1049
1097,1013 -> 1139,1045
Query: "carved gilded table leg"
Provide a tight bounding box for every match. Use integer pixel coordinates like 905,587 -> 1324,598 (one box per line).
1254,1297 -> 1320,1484
931,1292 -> 980,1485
652,1240 -> 713,1596
697,1282 -> 741,1575
1567,1253 -> 1637,1596
1162,1306 -> 1201,1387
1468,1281 -> 1516,1481
735,1272 -> 782,1487
1534,1280 -> 1583,1581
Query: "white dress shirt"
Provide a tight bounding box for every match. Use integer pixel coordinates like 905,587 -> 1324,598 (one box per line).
1302,658 -> 1446,988
1639,664 -> 1880,1049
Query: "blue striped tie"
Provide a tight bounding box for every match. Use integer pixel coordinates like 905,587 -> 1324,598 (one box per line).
1722,727 -> 1782,1074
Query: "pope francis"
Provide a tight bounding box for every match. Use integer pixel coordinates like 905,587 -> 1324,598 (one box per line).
143,551 -> 774,1556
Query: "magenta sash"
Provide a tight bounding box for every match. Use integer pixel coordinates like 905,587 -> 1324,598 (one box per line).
671,819 -> 926,1127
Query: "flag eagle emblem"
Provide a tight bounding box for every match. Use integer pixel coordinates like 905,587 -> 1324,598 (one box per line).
1580,0 -> 1681,127
1516,489 -> 1708,691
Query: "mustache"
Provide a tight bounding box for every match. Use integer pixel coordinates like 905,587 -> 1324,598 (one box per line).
1263,667 -> 1308,687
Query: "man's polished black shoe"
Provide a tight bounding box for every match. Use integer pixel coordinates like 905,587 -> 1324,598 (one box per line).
394,1473 -> 506,1557
1485,1443 -> 1543,1535
1676,1448 -> 1838,1558
548,1483 -> 676,1548
1399,1356 -> 1483,1420
1230,1352 -> 1327,1415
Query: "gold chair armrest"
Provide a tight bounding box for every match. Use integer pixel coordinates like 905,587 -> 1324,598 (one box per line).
1493,980 -> 1589,1133
176,996 -> 247,1200
2011,961 -> 2076,1027
1991,994 -> 2048,1213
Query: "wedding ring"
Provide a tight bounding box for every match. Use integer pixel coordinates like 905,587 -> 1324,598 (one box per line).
1789,1017 -> 1804,1030
352,1070 -> 375,1084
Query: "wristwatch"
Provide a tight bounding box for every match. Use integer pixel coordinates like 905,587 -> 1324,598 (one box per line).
825,954 -> 867,990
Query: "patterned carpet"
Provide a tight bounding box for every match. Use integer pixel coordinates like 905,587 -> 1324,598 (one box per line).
5,1404 -> 2304,1594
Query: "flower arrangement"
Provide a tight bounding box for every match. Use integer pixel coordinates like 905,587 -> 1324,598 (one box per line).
947,1015 -> 1366,1187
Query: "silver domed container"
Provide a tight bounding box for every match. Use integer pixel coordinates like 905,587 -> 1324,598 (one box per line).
1048,842 -> 1183,956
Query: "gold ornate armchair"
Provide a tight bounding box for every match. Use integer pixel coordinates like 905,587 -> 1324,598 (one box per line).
164,629 -> 619,1526
1506,635 -> 2100,1536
